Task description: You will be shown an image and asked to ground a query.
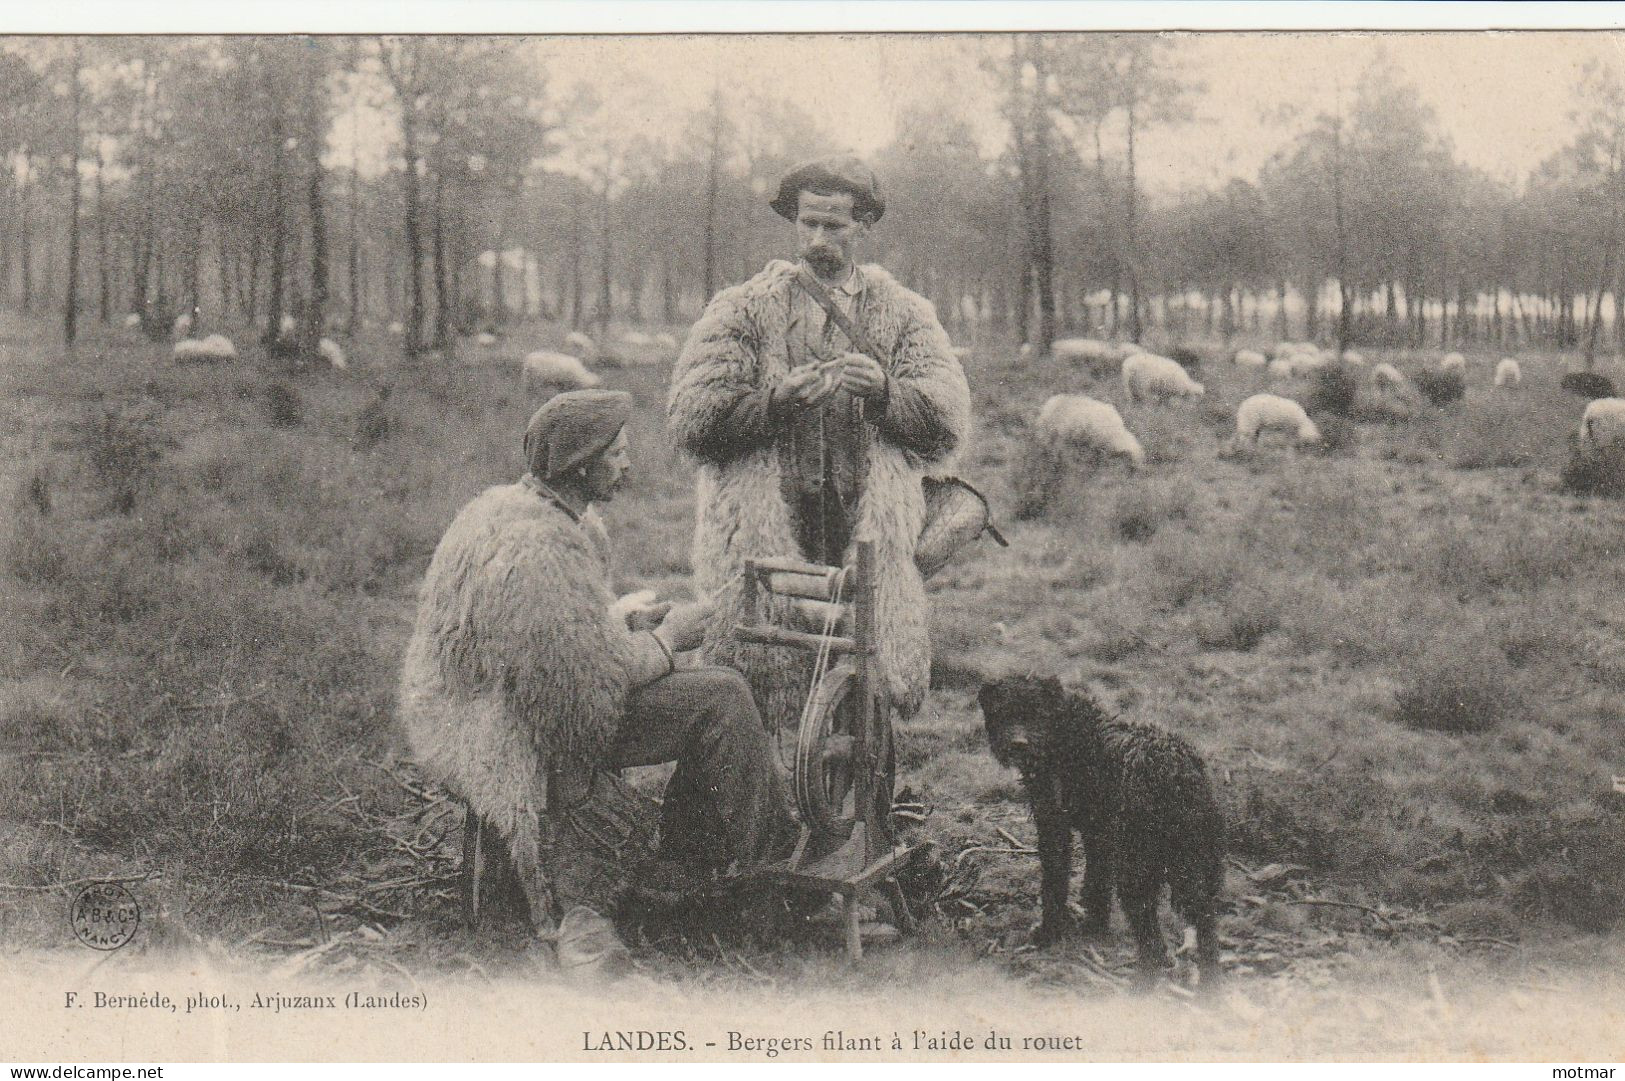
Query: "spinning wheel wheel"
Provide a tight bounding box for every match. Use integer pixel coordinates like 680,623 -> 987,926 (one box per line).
733,541 -> 915,960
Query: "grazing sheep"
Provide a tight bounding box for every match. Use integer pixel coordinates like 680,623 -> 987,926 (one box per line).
386,321 -> 404,336
1561,372 -> 1617,400
1270,340 -> 1299,360
1440,352 -> 1467,374
173,310 -> 195,339
1116,341 -> 1145,361
1233,348 -> 1267,369
1232,393 -> 1321,450
279,313 -> 298,337
1267,357 -> 1296,381
1414,369 -> 1466,407
522,351 -> 601,395
1019,342 -> 1034,358
1053,337 -> 1115,363
476,331 -> 498,347
1494,358 -> 1522,388
122,312 -> 142,329
620,330 -> 653,347
172,334 -> 237,363
565,330 -> 597,356
318,337 -> 348,370
1579,397 -> 1625,452
653,331 -> 678,350
1371,362 -> 1405,391
1122,352 -> 1204,403
978,675 -> 1225,990
1035,394 -> 1145,469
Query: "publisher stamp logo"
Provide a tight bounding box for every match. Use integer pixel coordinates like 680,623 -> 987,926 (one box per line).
69,882 -> 140,951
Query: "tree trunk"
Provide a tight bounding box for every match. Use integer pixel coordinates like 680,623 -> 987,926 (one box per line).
1125,93 -> 1141,344
702,85 -> 724,301
20,157 -> 33,312
95,138 -> 108,324
596,177 -> 613,336
568,185 -> 584,331
432,171 -> 450,352
303,104 -> 328,359
64,46 -> 83,345
263,104 -> 288,344
347,124 -> 361,334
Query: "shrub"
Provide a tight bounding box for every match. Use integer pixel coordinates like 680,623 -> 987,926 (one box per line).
1011,437 -> 1063,520
1194,584 -> 1282,651
1414,369 -> 1465,407
1560,371 -> 1616,400
80,404 -> 170,515
264,382 -> 304,428
1561,440 -> 1625,497
1108,478 -> 1193,543
1393,644 -> 1523,734
1306,364 -> 1358,417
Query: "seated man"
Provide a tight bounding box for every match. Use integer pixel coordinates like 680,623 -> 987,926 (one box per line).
398,389 -> 796,975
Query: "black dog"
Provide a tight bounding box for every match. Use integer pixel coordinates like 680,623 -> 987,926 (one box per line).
978,674 -> 1225,988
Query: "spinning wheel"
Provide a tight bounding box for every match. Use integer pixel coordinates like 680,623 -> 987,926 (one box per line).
732,541 -> 915,960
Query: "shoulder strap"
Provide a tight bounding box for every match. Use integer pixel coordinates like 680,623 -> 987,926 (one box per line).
794,264 -> 879,360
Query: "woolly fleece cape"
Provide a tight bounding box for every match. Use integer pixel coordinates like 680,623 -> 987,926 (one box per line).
397,482 -> 635,881
668,260 -> 971,724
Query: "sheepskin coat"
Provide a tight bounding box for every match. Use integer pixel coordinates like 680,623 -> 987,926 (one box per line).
397,480 -> 639,887
668,259 -> 971,723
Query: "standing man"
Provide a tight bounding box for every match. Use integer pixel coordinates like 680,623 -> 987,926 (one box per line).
667,155 -> 971,728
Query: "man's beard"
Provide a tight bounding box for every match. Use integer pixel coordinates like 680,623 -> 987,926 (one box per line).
803,247 -> 845,276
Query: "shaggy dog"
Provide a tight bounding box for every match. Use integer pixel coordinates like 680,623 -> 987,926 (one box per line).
977,675 -> 1225,988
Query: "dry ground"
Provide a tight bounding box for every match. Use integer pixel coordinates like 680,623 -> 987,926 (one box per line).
2,312 -> 1624,1054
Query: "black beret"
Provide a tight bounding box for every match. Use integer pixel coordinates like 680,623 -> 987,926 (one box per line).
770,155 -> 885,224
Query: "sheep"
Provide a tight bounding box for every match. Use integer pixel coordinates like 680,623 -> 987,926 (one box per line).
1371,362 -> 1406,391
122,312 -> 142,329
653,331 -> 678,350
1267,357 -> 1296,381
565,330 -> 597,356
1440,352 -> 1467,374
1116,341 -> 1145,361
1578,397 -> 1625,453
1122,352 -> 1204,403
1561,372 -> 1617,400
386,321 -> 405,336
173,310 -> 194,339
318,337 -> 348,370
620,330 -> 653,347
522,351 -> 601,395
1288,351 -> 1328,377
1270,340 -> 1299,360
172,334 -> 237,363
1232,348 -> 1267,369
1494,358 -> 1522,388
1231,393 -> 1321,450
1342,350 -> 1365,365
1019,342 -> 1034,358
475,331 -> 498,347
1053,337 -> 1115,364
279,313 -> 298,337
1035,394 -> 1145,469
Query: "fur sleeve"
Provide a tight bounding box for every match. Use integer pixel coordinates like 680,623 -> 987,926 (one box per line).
668,265 -> 791,463
877,292 -> 971,464
426,510 -> 635,769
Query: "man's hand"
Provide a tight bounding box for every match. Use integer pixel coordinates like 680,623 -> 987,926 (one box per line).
780,363 -> 842,410
625,601 -> 673,632
836,352 -> 887,400
653,597 -> 717,653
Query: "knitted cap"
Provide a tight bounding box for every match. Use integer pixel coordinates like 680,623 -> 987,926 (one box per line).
770,155 -> 885,224
523,390 -> 632,481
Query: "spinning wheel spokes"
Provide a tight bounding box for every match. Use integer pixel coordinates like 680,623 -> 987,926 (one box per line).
796,663 -> 858,840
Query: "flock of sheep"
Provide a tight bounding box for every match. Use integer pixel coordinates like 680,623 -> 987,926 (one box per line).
518,328 -> 677,395
1028,335 -> 1625,479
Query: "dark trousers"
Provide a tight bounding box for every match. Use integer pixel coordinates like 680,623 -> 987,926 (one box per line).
546,667 -> 796,912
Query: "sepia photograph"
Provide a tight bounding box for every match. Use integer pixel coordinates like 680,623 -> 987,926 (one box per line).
3,3 -> 1625,1065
